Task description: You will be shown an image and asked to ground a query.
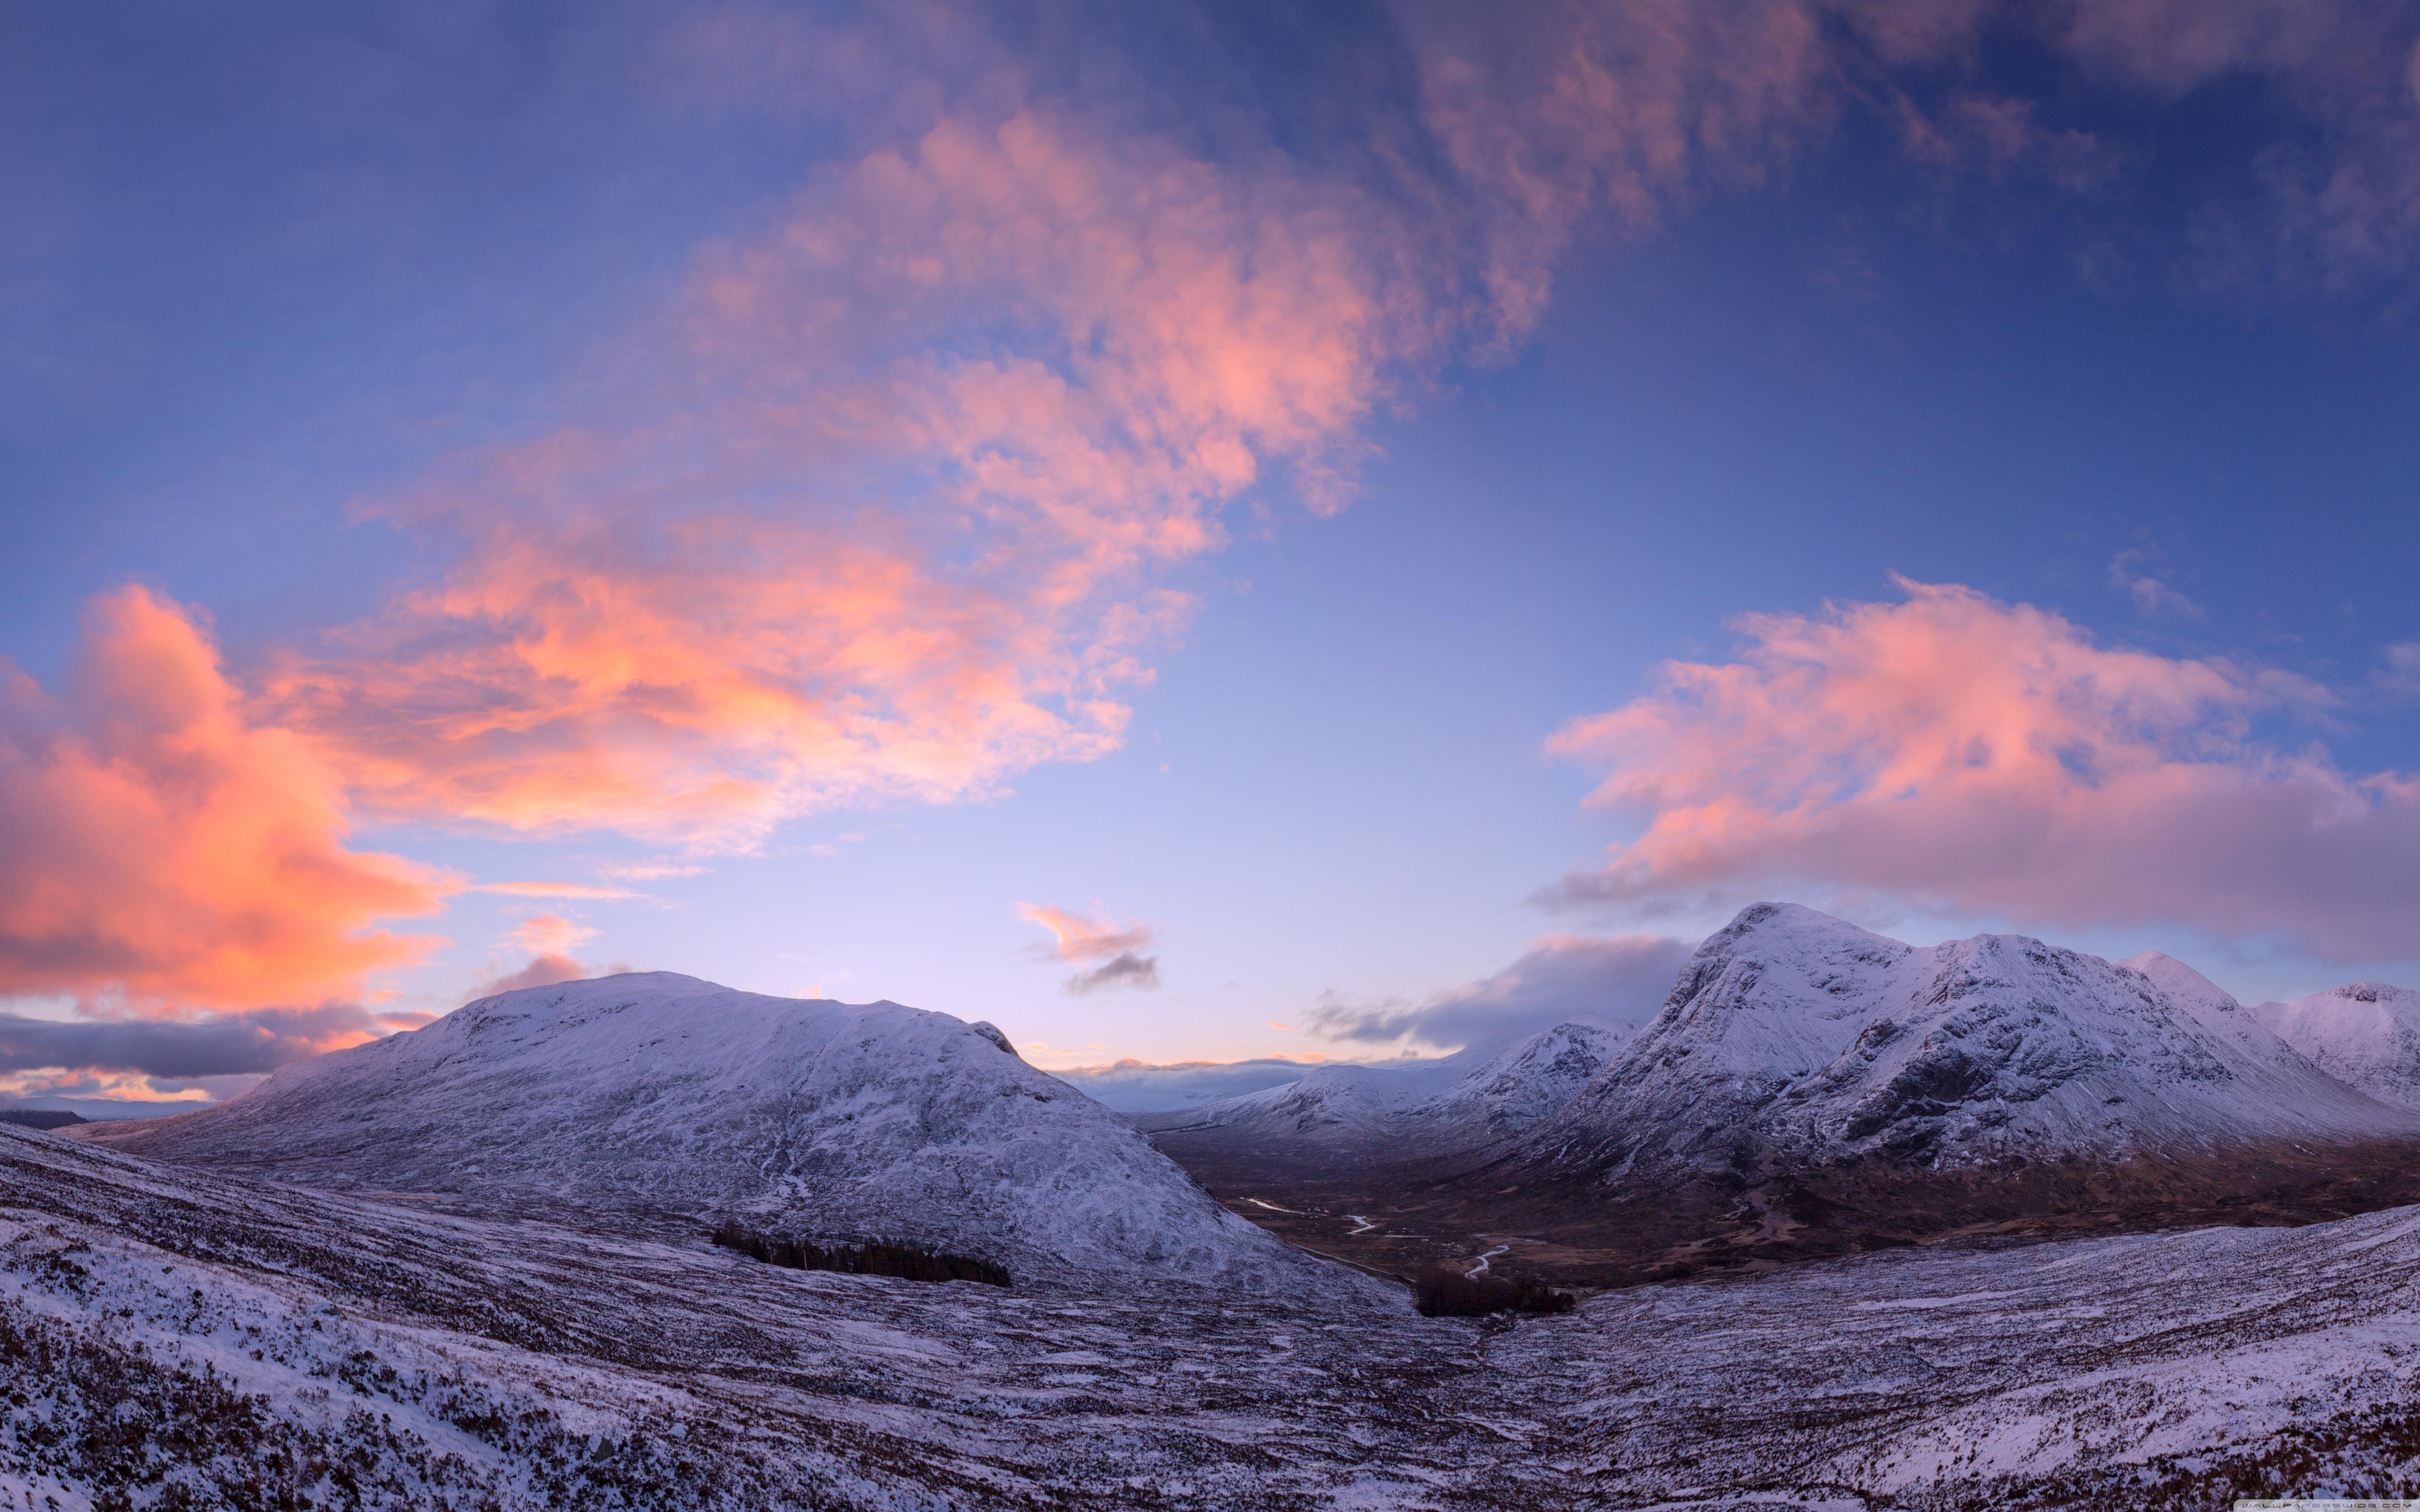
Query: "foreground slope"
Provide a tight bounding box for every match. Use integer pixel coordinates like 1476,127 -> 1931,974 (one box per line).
9,1123 -> 2420,1508
74,972 -> 1314,1288
2255,981 -> 2420,1110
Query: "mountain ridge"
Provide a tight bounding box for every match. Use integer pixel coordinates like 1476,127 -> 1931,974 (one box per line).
72,971 -> 1335,1291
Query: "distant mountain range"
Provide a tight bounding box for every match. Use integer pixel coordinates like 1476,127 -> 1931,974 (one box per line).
1140,903 -> 2420,1284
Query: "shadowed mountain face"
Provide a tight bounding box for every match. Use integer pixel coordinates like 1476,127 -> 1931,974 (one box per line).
1148,905 -> 2420,1286
69,972 -> 1335,1292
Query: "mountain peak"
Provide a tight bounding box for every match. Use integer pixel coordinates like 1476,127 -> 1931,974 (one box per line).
75,974 -> 1322,1290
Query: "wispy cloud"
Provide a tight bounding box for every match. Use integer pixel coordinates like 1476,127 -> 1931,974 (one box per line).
2377,643 -> 2420,698
1540,577 -> 2420,961
1020,903 -> 1161,994
1019,903 -> 1158,963
506,914 -> 597,958
2109,549 -> 2206,620
473,881 -> 640,900
469,954 -> 596,1001
262,92 -> 1428,853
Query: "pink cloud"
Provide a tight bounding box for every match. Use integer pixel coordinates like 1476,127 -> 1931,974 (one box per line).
1019,903 -> 1161,994
1399,1 -> 2420,311
473,881 -> 640,900
264,102 -> 1426,850
1018,903 -> 1157,964
506,914 -> 596,958
1398,0 -> 1841,346
0,587 -> 454,1010
471,954 -> 595,999
1543,579 -> 2420,961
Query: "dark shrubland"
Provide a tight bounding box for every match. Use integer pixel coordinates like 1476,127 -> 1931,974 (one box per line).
0,1109 -> 87,1130
711,1220 -> 1010,1287
1413,1266 -> 1576,1319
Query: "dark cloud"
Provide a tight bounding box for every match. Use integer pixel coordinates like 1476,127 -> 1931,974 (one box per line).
1308,935 -> 1692,1052
1064,951 -> 1160,995
0,1002 -> 422,1081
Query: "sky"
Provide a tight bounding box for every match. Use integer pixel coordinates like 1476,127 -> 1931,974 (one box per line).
7,0 -> 2420,1112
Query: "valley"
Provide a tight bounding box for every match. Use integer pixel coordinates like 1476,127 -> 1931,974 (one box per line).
10,1118 -> 2420,1508
14,908 -> 2420,1507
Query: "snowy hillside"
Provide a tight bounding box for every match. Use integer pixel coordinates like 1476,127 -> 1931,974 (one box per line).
1136,1020 -> 1628,1160
12,1118 -> 2420,1508
2254,981 -> 2420,1111
71,972 -> 1322,1289
1532,903 -> 2415,1181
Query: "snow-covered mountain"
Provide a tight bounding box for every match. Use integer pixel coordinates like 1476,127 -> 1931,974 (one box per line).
71,972 -> 1323,1289
1137,1019 -> 1629,1163
2253,980 -> 2420,1110
1526,905 -> 2414,1187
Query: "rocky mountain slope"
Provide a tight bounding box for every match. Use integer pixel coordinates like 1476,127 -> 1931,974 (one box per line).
70,972 -> 1321,1289
10,1119 -> 2420,1509
2255,981 -> 2420,1111
1171,906 -> 2420,1286
1540,903 -> 2409,1177
1461,903 -> 2420,1281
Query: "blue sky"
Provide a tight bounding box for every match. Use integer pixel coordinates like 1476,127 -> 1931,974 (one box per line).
6,1 -> 2420,1107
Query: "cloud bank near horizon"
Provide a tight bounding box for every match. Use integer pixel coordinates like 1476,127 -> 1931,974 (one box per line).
1310,934 -> 1695,1052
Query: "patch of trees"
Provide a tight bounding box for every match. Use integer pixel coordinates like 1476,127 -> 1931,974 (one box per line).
1412,1266 -> 1576,1318
710,1220 -> 1010,1287
0,1109 -> 88,1130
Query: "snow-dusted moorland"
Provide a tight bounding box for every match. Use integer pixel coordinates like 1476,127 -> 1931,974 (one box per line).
9,1120 -> 2420,1508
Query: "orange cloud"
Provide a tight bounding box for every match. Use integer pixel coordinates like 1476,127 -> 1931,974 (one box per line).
264,103 -> 1423,851
1543,579 -> 2420,961
472,881 -> 640,899
506,913 -> 597,958
471,954 -> 594,999
1018,903 -> 1156,963
0,587 -> 453,1010
1019,902 -> 1161,995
